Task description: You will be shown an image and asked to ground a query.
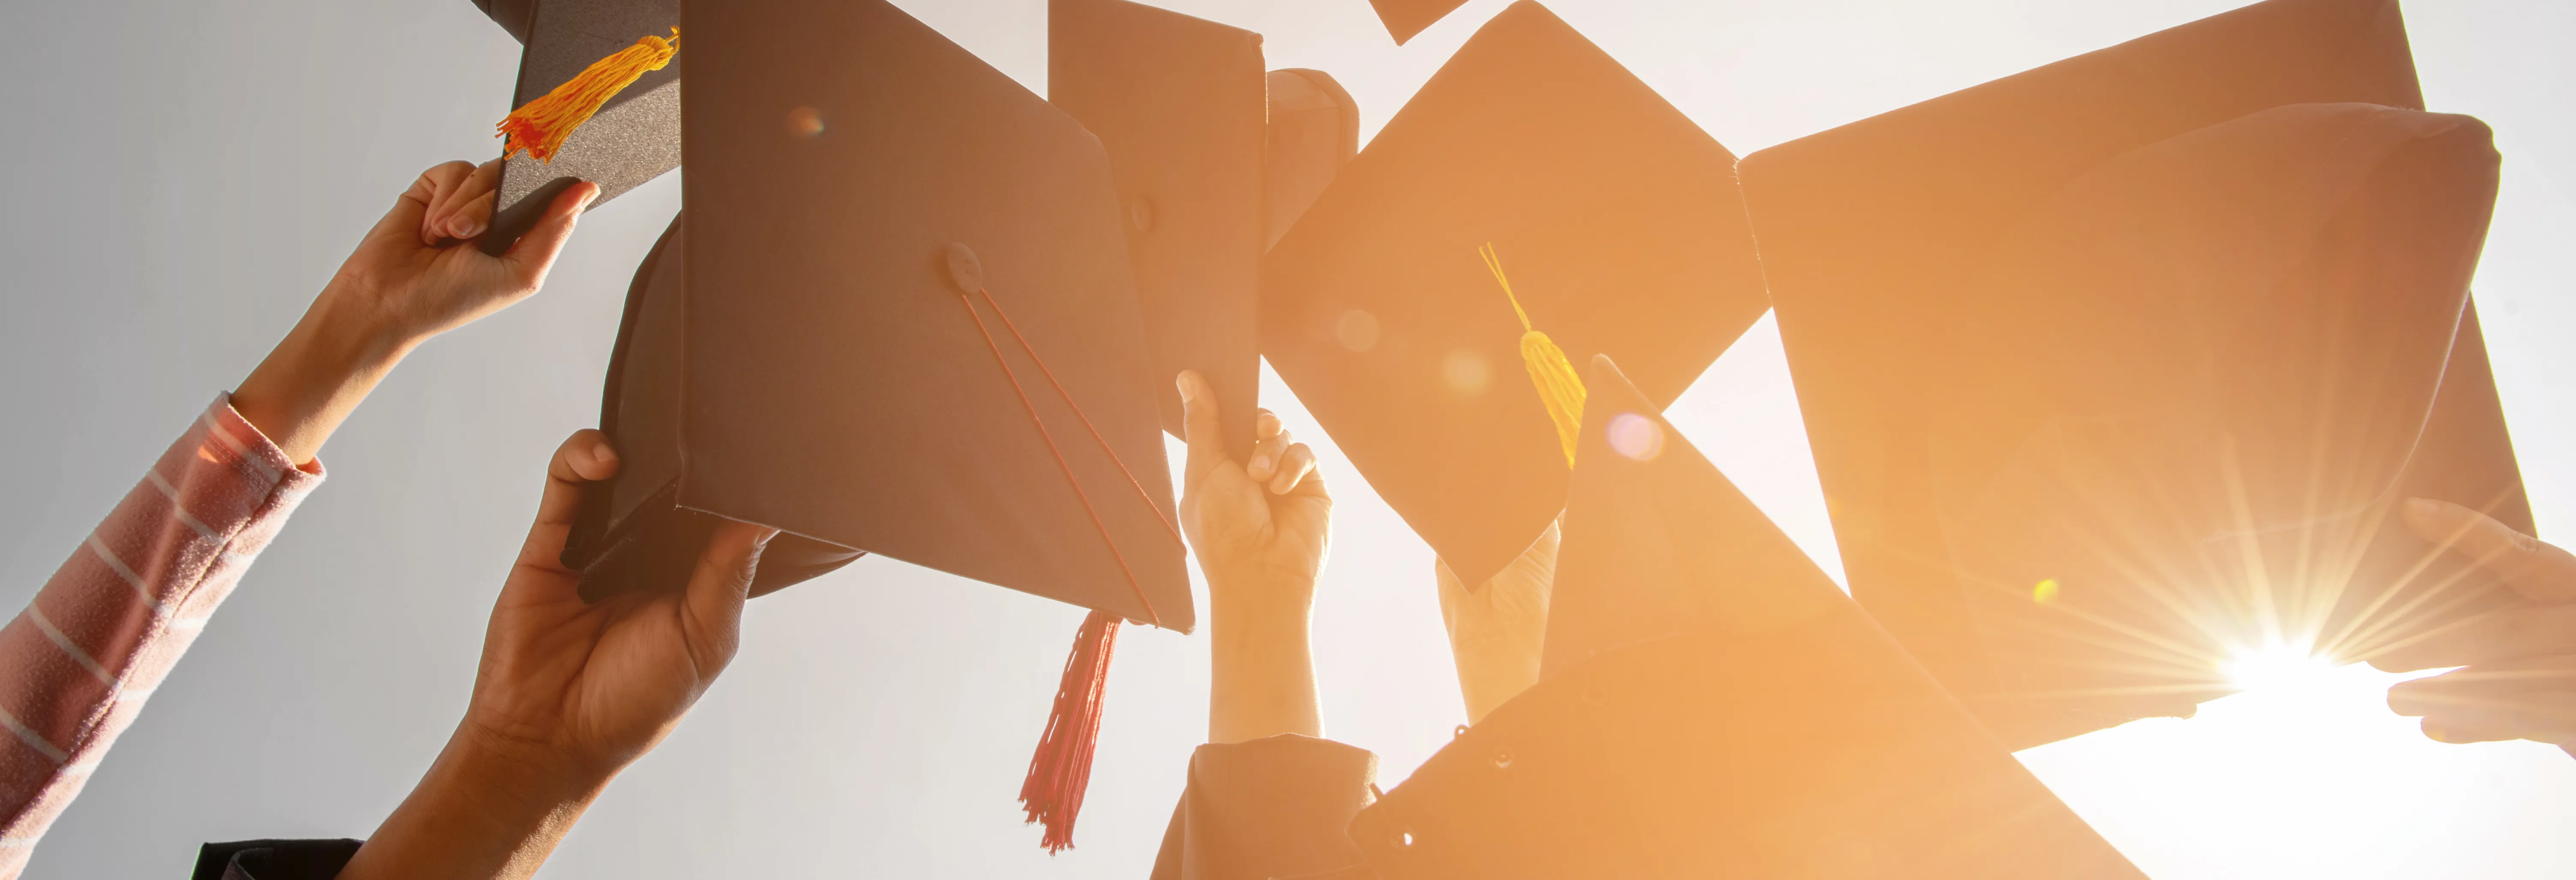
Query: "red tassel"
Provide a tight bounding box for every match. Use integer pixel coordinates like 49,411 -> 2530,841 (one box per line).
1021,609 -> 1123,853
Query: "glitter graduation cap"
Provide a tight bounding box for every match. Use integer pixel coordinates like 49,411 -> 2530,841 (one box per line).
470,0 -> 682,254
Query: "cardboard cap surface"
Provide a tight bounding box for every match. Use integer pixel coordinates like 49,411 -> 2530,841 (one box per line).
1262,0 -> 1768,588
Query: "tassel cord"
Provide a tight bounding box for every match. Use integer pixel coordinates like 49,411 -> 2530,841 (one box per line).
975,289 -> 1186,547
1478,243 -> 1587,467
951,289 -> 1164,628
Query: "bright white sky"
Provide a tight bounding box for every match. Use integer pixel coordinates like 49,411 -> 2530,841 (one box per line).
4,1 -> 2571,877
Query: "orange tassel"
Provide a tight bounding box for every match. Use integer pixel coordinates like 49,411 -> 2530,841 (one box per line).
1480,243 -> 1586,468
496,28 -> 679,163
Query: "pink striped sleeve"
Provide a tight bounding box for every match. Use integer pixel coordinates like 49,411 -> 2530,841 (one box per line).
0,395 -> 323,877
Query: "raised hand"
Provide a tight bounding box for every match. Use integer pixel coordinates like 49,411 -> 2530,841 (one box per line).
337,431 -> 773,880
1436,520 -> 1557,724
233,160 -> 599,465
1175,370 -> 1333,743
334,159 -> 597,342
2372,498 -> 2576,755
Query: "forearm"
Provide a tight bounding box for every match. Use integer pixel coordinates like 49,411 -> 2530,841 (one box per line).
336,728 -> 609,880
0,401 -> 321,874
233,283 -> 417,467
1208,580 -> 1322,744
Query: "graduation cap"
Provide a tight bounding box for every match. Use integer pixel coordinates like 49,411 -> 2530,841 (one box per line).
565,0 -> 1186,850
1738,0 -> 2520,747
1366,0 -> 1471,45
1262,68 -> 1360,251
1336,355 -> 2144,879
471,0 -> 683,255
1048,0 -> 1266,453
1261,0 -> 1769,589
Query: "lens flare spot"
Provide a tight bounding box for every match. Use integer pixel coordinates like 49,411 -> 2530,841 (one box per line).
786,106 -> 826,137
2032,578 -> 2060,604
1607,412 -> 1664,461
2224,641 -> 2336,694
1336,309 -> 1381,352
1443,349 -> 1489,395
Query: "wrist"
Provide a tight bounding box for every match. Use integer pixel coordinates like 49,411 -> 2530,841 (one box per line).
1206,568 -> 1316,621
338,724 -> 609,880
307,279 -> 425,367
231,284 -> 420,465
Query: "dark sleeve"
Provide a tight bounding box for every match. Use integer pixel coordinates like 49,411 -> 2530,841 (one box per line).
190,839 -> 362,880
1147,734 -> 1380,880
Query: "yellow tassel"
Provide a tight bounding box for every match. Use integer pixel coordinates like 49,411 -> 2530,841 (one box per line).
496,28 -> 680,163
1479,243 -> 1586,468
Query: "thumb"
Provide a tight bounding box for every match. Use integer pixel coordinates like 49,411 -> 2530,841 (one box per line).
679,521 -> 775,679
501,181 -> 602,289
1178,370 -> 1231,489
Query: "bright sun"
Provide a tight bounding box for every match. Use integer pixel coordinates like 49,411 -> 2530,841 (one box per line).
2222,641 -> 2341,695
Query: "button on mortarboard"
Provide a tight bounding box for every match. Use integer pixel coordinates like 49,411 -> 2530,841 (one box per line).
1049,0 -> 1266,453
1738,0 -> 2519,748
1342,355 -> 2144,880
682,0 -> 1191,851
682,0 -> 1185,629
474,0 -> 682,255
1261,0 -> 1768,588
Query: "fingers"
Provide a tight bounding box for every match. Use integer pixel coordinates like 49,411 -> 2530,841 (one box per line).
2389,656 -> 2576,707
2367,603 -> 2576,671
513,430 -> 620,573
1178,370 -> 1230,487
2406,498 -> 2576,603
679,521 -> 777,677
535,430 -> 621,530
2400,688 -> 2576,746
420,159 -> 501,244
1246,409 -> 1291,483
444,188 -> 498,242
500,180 -> 602,288
1267,442 -> 1317,495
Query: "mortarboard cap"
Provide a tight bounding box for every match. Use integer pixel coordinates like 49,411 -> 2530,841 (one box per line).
473,0 -> 683,254
1365,0 -> 1471,45
659,0 -> 1185,630
1261,69 -> 1360,251
1261,0 -> 1769,588
470,0 -> 534,43
1049,0 -> 1266,452
564,0 -> 1191,850
1340,355 -> 2145,879
1738,0 -> 2519,746
567,214 -> 869,600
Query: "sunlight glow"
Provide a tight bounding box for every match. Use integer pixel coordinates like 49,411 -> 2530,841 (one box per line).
2223,641 -> 2340,695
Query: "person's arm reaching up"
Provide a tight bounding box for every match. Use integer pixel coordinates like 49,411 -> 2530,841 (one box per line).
234,160 -> 596,465
0,161 -> 596,877
1175,370 -> 1333,744
328,432 -> 773,880
1435,522 -> 1556,725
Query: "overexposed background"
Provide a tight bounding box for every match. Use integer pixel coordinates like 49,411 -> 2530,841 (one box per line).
0,0 -> 2569,877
